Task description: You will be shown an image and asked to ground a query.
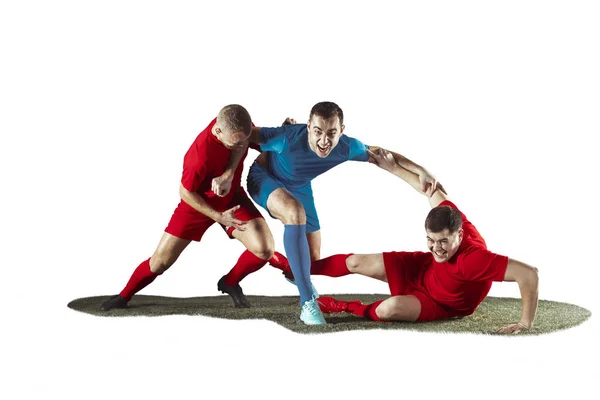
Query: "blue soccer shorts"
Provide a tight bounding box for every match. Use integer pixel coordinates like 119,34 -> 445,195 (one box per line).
247,162 -> 320,233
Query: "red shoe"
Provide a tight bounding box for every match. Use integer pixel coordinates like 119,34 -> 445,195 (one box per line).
317,296 -> 350,314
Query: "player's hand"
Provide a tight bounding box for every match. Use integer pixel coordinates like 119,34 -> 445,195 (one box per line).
212,173 -> 233,197
418,170 -> 441,197
282,117 -> 296,126
495,321 -> 531,334
366,148 -> 398,173
220,205 -> 247,231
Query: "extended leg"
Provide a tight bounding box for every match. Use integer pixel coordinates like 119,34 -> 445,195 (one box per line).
101,232 -> 191,310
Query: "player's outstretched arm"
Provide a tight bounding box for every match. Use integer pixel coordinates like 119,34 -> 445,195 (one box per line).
368,146 -> 440,195
179,184 -> 247,231
367,148 -> 448,208
496,259 -> 539,334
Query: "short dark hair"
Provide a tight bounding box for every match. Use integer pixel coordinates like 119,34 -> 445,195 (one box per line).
218,104 -> 252,135
425,206 -> 463,234
309,101 -> 344,125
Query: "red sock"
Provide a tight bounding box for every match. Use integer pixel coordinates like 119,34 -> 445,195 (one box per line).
120,258 -> 160,301
347,300 -> 386,322
224,250 -> 268,286
310,254 -> 353,277
268,251 -> 292,276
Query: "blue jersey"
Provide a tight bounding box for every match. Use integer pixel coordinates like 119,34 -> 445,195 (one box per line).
259,124 -> 369,188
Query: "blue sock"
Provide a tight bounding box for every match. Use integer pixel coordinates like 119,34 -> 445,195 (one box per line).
283,224 -> 313,304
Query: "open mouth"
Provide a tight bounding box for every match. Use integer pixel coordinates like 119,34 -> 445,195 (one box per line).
317,143 -> 331,153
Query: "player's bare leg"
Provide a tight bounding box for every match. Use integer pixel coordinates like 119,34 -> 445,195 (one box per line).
375,295 -> 421,321
267,187 -> 307,225
217,218 -> 275,308
231,217 -> 275,260
149,232 -> 192,273
101,233 -> 191,311
315,253 -> 421,321
307,230 -> 321,261
345,253 -> 388,281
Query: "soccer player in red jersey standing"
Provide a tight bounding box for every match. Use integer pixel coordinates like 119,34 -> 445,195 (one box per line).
275,148 -> 539,333
101,104 -> 287,310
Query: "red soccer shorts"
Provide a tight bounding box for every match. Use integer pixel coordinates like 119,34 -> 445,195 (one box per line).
165,191 -> 263,241
383,252 -> 459,322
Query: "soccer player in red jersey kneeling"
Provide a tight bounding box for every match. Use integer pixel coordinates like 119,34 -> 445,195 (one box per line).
275,148 -> 539,333
101,105 -> 288,311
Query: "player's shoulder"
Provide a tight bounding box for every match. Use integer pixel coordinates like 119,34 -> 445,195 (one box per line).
285,123 -> 308,137
329,133 -> 354,156
456,245 -> 496,275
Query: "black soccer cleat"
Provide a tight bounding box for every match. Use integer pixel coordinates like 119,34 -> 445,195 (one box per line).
100,294 -> 128,311
217,276 -> 251,308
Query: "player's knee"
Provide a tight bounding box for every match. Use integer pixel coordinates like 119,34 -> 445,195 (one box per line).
376,298 -> 415,321
345,255 -> 360,273
248,241 -> 275,261
279,199 -> 306,225
375,301 -> 397,320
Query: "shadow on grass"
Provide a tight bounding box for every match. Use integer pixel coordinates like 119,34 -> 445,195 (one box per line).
68,294 -> 591,335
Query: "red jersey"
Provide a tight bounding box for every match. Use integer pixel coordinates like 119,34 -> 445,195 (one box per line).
180,118 -> 247,212
390,201 -> 508,315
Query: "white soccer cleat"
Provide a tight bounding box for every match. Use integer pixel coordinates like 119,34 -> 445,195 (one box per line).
300,296 -> 327,325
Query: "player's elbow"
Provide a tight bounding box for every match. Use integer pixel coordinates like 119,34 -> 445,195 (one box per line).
518,265 -> 539,292
179,183 -> 190,199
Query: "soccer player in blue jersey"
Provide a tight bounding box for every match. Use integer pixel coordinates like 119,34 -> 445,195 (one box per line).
246,102 -> 441,325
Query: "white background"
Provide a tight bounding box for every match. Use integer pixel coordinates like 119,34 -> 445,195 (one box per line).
1,1 -> 599,399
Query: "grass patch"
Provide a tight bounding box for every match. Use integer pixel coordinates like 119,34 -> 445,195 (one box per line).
68,294 -> 591,335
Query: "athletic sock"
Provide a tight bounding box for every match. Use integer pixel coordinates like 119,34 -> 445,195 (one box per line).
268,251 -> 293,276
119,258 -> 160,301
224,250 -> 268,286
283,224 -> 313,304
347,300 -> 386,322
310,254 -> 353,277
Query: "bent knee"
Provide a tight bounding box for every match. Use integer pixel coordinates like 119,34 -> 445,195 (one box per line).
376,297 -> 420,321
247,240 -> 275,260
277,199 -> 306,225
346,255 -> 360,273
375,301 -> 397,320
249,243 -> 274,260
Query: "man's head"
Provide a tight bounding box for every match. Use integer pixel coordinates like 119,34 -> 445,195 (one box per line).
213,104 -> 252,149
307,101 -> 345,158
424,206 -> 464,263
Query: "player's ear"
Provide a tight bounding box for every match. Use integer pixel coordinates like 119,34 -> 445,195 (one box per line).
340,124 -> 345,134
457,228 -> 464,242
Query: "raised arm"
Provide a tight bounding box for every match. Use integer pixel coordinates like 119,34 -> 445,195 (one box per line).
367,148 -> 448,208
496,259 -> 539,334
368,146 -> 440,195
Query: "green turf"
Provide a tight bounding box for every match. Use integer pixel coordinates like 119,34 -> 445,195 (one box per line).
68,294 -> 591,335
